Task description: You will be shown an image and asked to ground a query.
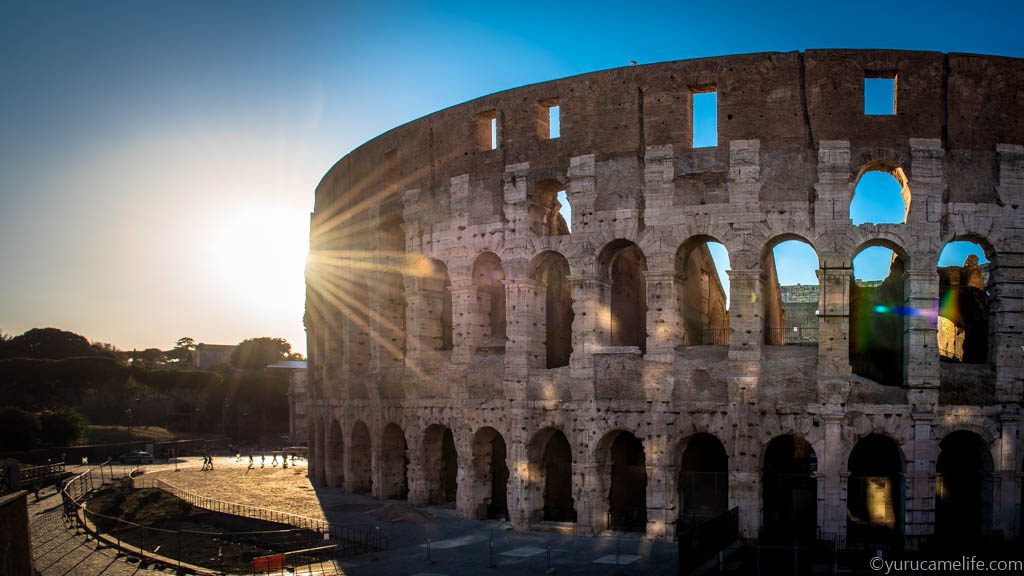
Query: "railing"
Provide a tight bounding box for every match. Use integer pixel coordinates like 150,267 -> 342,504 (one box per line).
677,507 -> 738,574
607,506 -> 647,533
765,326 -> 819,345
698,328 -> 731,346
22,461 -> 66,484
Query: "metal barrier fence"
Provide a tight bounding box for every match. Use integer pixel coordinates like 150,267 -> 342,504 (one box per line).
58,462 -> 369,574
677,507 -> 738,574
699,328 -> 731,346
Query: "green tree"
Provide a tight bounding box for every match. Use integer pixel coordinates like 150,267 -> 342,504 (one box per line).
166,336 -> 196,365
230,337 -> 291,370
0,406 -> 40,451
39,407 -> 88,446
1,328 -> 100,359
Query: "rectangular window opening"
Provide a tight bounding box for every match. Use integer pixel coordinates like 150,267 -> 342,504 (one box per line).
477,110 -> 498,151
537,99 -> 560,140
692,91 -> 717,148
864,74 -> 897,116
548,104 -> 560,139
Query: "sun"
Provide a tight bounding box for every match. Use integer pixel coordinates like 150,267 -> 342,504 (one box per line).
203,205 -> 308,309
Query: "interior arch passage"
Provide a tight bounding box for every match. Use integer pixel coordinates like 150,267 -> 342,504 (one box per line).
762,435 -> 817,543
470,427 -> 509,519
422,424 -> 459,505
380,423 -> 409,500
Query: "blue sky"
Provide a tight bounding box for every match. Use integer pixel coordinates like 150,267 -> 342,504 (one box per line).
1,0 -> 1019,353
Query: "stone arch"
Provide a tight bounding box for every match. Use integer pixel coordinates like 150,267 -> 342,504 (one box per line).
595,429 -> 648,532
851,161 -> 911,224
527,426 -> 576,523
760,234 -> 820,345
468,427 -> 510,519
846,434 -> 906,543
850,240 -> 908,387
530,250 -> 574,368
598,239 -> 648,352
326,419 -> 345,488
762,434 -> 818,542
676,433 -> 729,528
936,238 -> 991,364
312,418 -> 327,487
676,235 -> 730,346
422,424 -> 459,505
349,420 -> 372,494
472,251 -> 507,348
427,259 -> 454,351
380,423 -> 409,500
532,178 -> 570,236
936,430 -> 995,540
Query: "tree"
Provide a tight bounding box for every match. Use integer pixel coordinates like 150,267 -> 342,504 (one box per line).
39,407 -> 88,446
230,337 -> 291,370
1,328 -> 100,359
0,406 -> 40,451
166,337 -> 196,366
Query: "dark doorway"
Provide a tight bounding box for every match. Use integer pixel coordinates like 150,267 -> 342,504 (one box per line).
541,430 -> 576,522
381,423 -> 408,500
442,428 -> 458,503
608,432 -> 648,532
600,240 -> 647,353
350,421 -> 373,494
762,435 -> 817,542
678,434 -> 729,528
488,433 -> 509,519
422,425 -> 458,505
531,251 -> 574,368
328,420 -> 345,488
936,431 -> 993,542
847,435 -> 904,544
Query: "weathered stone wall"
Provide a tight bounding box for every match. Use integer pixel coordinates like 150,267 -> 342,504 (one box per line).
305,50 -> 1024,542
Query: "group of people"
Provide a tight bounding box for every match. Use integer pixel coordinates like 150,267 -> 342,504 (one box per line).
200,449 -> 215,471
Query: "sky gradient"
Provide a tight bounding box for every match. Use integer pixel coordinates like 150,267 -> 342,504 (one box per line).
1,0 -> 1020,355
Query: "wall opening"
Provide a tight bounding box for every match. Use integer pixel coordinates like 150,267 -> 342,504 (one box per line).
850,245 -> 906,387
762,435 -> 817,543
678,434 -> 728,528
937,241 -> 990,364
426,259 -> 454,351
350,420 -> 373,495
692,90 -> 718,148
676,237 -> 730,345
379,270 -> 407,363
422,424 -> 458,505
532,179 -> 571,236
538,98 -> 560,140
600,240 -> 648,352
936,431 -> 994,541
477,110 -> 498,151
380,423 -> 409,500
529,428 -> 576,523
531,251 -> 574,368
851,166 -> 910,225
607,431 -> 648,532
846,434 -> 905,543
762,238 -> 819,345
864,74 -> 897,116
472,252 -> 507,349
327,419 -> 345,488
471,427 -> 509,520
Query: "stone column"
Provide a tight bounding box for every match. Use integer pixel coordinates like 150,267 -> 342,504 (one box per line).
569,276 -> 609,394
644,436 -> 672,541
643,145 -> 675,227
506,436 -> 532,530
407,448 -> 429,507
904,270 -> 940,409
989,251 -> 1024,403
819,413 -> 845,535
504,277 -> 545,400
726,265 -> 763,403
567,154 -> 596,234
905,413 -> 936,539
997,410 -> 1020,538
816,264 -> 852,403
450,279 -> 479,367
644,251 -> 682,363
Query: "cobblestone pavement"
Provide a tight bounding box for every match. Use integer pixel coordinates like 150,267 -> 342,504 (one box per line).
29,485 -> 168,576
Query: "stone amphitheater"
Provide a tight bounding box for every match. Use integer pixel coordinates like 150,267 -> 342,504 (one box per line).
303,50 -> 1024,545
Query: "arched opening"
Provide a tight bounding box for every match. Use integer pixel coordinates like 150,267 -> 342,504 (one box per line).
677,433 -> 729,528
471,427 -> 509,519
528,428 -> 576,523
472,252 -> 507,349
422,424 -> 458,505
937,241 -> 990,364
379,270 -> 407,363
599,240 -> 648,352
380,423 -> 409,500
349,421 -> 372,494
313,419 -> 326,486
676,237 -> 730,345
851,166 -> 910,225
530,251 -> 574,368
762,237 -> 819,345
936,431 -> 994,541
533,179 -> 571,236
327,419 -> 345,488
762,435 -> 817,542
846,435 -> 905,544
850,244 -> 906,387
603,431 -> 648,532
425,259 -> 453,351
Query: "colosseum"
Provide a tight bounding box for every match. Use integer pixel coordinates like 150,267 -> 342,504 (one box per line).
303,49 -> 1024,547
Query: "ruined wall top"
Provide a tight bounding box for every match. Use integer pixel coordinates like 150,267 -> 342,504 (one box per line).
314,50 -> 1024,217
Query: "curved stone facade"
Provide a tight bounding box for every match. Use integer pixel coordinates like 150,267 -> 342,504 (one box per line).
305,50 -> 1024,542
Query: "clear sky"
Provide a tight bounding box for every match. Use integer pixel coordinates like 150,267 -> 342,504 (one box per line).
1,0 -> 1020,355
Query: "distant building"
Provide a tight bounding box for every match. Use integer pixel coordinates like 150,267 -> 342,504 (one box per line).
780,284 -> 819,345
193,343 -> 235,369
267,360 -> 308,444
